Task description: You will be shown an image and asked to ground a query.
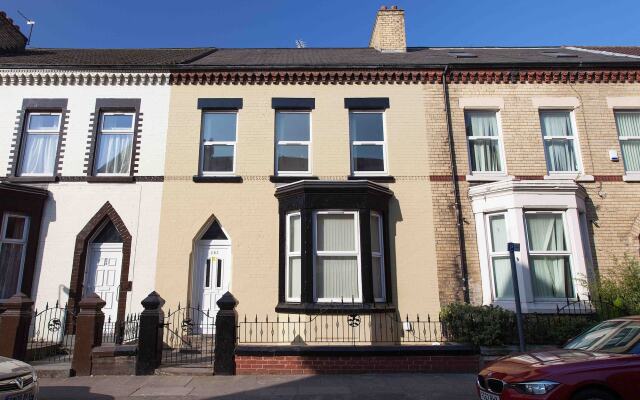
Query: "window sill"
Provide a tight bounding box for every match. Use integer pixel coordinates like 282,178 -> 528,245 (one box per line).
623,174 -> 640,182
5,176 -> 58,184
192,175 -> 243,183
465,174 -> 511,183
269,175 -> 319,183
275,302 -> 395,314
347,176 -> 395,183
86,176 -> 135,184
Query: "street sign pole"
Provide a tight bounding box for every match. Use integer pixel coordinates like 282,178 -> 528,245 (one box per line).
508,242 -> 526,352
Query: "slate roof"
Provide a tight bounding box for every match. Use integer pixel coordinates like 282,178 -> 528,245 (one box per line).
581,46 -> 640,58
0,46 -> 639,69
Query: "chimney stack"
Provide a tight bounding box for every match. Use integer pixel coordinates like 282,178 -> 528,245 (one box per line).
0,12 -> 27,52
369,5 -> 406,53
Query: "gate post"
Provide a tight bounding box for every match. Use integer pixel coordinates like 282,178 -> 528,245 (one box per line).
214,291 -> 238,375
136,291 -> 165,375
0,293 -> 34,360
71,293 -> 106,376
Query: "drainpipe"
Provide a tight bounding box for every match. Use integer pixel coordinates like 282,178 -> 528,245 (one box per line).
441,65 -> 470,304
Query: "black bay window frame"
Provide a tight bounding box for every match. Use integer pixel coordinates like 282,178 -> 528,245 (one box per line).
274,180 -> 394,314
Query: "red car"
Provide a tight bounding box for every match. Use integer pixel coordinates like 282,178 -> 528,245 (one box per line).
477,316 -> 640,400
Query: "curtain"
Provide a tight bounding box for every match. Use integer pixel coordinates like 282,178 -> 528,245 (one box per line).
531,256 -> 573,298
492,257 -> 513,299
466,112 -> 502,172
489,215 -> 507,252
317,214 -> 355,251
0,243 -> 23,299
526,214 -> 566,251
289,214 -> 301,252
316,256 -> 359,300
372,257 -> 383,299
540,112 -> 573,137
545,140 -> 577,172
20,134 -> 58,175
616,112 -> 640,171
95,134 -> 133,174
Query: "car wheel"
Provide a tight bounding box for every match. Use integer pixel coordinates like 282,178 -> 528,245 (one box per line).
572,388 -> 618,400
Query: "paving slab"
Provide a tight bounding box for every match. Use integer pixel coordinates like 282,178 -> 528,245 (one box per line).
131,385 -> 194,397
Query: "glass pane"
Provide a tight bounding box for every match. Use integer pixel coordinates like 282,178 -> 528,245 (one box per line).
370,214 -> 381,253
540,111 -> 573,137
316,256 -> 359,300
94,134 -> 133,174
289,214 -> 301,252
205,258 -> 211,288
492,257 -> 513,299
545,139 -> 578,172
92,221 -> 122,243
28,114 -> 59,131
102,114 -> 134,131
203,145 -> 234,172
372,256 -> 384,300
203,113 -> 237,142
316,214 -> 356,252
526,214 -> 566,251
201,220 -> 228,240
19,134 -> 58,175
465,111 -> 498,137
0,243 -> 23,299
621,141 -> 640,172
4,217 -> 27,241
531,255 -> 573,298
615,112 -> 640,137
288,256 -> 301,300
277,145 -> 309,172
470,139 -> 502,172
489,215 -> 507,252
352,145 -> 384,172
350,113 -> 384,141
276,112 -> 310,141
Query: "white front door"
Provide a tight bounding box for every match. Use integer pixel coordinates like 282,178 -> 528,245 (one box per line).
195,244 -> 231,316
84,243 -> 123,323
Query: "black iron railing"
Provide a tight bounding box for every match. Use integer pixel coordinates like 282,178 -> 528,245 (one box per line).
102,313 -> 140,345
162,304 -> 216,365
26,301 -> 76,364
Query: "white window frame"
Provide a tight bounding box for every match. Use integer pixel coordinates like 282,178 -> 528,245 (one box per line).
539,109 -> 583,175
0,213 -> 30,296
313,210 -> 362,303
370,212 -> 386,302
524,210 -> 575,300
464,109 -> 507,177
614,110 -> 640,173
285,211 -> 302,302
349,110 -> 388,176
200,111 -> 238,176
486,212 -> 512,301
275,111 -> 312,176
19,112 -> 62,177
94,112 -> 136,177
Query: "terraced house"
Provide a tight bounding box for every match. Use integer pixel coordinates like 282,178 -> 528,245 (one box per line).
2,6 -> 640,341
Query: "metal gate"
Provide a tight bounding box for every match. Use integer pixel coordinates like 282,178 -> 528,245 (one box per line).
162,304 -> 215,365
26,302 -> 76,364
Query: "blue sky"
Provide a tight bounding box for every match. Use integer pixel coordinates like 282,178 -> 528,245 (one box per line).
3,0 -> 638,49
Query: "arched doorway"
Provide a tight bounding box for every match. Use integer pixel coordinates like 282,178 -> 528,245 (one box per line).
83,220 -> 123,323
192,219 -> 231,332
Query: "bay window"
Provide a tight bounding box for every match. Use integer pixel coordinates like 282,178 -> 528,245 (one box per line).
0,214 -> 29,299
615,111 -> 640,173
370,212 -> 385,301
487,213 -> 513,299
539,110 -> 580,173
286,212 -> 302,302
94,113 -> 135,175
465,111 -> 504,173
18,113 -> 61,176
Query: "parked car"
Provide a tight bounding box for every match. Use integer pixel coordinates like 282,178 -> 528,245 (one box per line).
477,316 -> 640,400
0,357 -> 38,400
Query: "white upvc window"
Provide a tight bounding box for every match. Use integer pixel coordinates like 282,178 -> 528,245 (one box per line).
539,110 -> 581,173
200,111 -> 238,175
285,212 -> 302,302
18,112 -> 61,176
524,211 -> 575,300
313,211 -> 362,303
349,111 -> 388,176
465,110 -> 505,174
370,212 -> 386,302
94,112 -> 135,176
614,110 -> 640,173
486,213 -> 513,300
275,111 -> 311,175
0,214 -> 30,299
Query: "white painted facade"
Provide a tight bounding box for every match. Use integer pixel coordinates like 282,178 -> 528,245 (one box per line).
0,70 -> 170,314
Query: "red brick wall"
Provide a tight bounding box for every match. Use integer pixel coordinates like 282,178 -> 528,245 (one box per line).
236,354 -> 479,375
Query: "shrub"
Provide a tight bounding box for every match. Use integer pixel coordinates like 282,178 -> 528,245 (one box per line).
588,255 -> 640,317
440,303 -> 515,346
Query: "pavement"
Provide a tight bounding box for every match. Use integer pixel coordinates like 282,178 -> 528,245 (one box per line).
39,373 -> 478,399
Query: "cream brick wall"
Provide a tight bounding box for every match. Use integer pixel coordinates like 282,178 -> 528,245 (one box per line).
157,83 -> 441,318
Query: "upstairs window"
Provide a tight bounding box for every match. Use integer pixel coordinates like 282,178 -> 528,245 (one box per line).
18,113 -> 61,176
201,112 -> 237,175
275,112 -> 311,175
465,111 -> 504,173
94,113 -> 135,175
349,111 -> 387,175
0,214 -> 29,299
615,111 -> 640,172
540,111 -> 580,173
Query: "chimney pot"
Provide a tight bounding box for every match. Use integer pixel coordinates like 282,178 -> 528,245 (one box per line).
369,6 -> 406,53
380,5 -> 387,10
391,5 -> 398,10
